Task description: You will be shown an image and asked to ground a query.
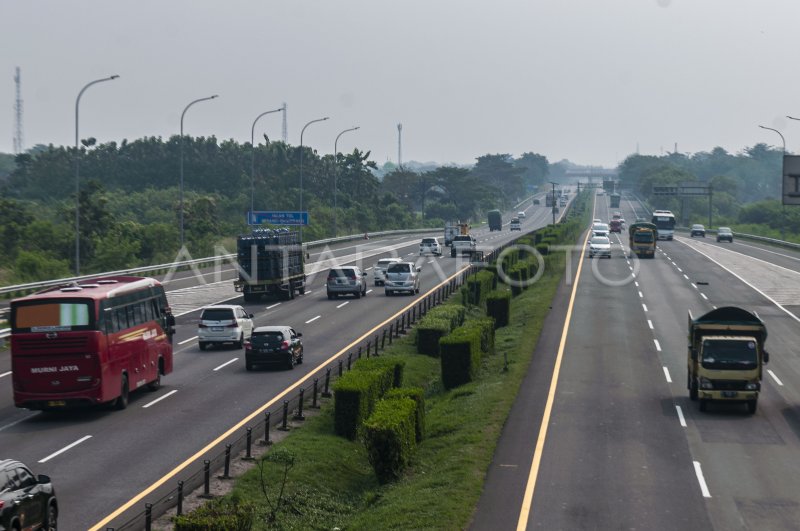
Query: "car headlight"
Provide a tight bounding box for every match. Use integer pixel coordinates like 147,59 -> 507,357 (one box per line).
700,377 -> 714,390
745,382 -> 759,390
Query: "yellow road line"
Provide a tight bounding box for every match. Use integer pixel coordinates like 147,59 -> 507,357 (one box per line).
90,263 -> 470,530
516,196 -> 593,530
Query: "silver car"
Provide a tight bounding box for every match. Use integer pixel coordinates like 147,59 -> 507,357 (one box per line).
385,262 -> 421,296
197,305 -> 254,350
588,236 -> 612,259
373,257 -> 402,286
326,266 -> 368,299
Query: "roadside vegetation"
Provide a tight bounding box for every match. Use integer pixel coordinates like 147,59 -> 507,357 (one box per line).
171,193 -> 591,530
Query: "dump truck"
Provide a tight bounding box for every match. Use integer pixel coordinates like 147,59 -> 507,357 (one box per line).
628,222 -> 657,258
688,306 -> 769,414
488,210 -> 502,231
234,228 -> 306,301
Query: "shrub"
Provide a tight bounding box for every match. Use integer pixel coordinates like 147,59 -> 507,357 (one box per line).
363,397 -> 417,484
386,387 -> 425,441
173,498 -> 255,531
463,269 -> 495,307
333,369 -> 389,440
440,324 -> 482,389
473,317 -> 495,355
354,356 -> 405,389
424,304 -> 466,331
416,317 -> 450,357
536,243 -> 549,256
486,290 -> 511,328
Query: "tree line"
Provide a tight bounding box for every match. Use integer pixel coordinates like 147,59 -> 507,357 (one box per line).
0,136 -> 552,285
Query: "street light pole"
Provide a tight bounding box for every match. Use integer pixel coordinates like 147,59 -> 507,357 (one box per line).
250,108 -> 283,223
299,116 -> 329,237
549,181 -> 558,226
74,74 -> 119,276
333,126 -> 359,237
180,95 -> 218,249
764,124 -> 789,240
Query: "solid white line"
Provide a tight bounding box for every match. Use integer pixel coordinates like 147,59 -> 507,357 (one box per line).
676,405 -> 687,427
39,435 -> 92,463
213,358 -> 239,371
701,293 -> 708,300
142,389 -> 178,409
266,303 -> 281,310
693,461 -> 712,498
683,274 -> 690,280
0,371 -> 11,378
336,301 -> 349,308
642,304 -> 648,312
648,320 -> 654,329
654,339 -> 662,352
638,291 -> 644,298
306,315 -> 321,323
177,336 -> 197,346
767,369 -> 784,386
662,366 -> 671,382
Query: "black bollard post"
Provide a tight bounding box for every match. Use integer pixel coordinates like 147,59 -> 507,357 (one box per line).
374,336 -> 379,356
338,359 -> 343,376
145,503 -> 152,531
177,480 -> 184,515
203,460 -> 211,497
322,368 -> 332,398
389,324 -> 394,344
382,329 -> 387,349
263,412 -> 272,445
243,427 -> 254,460
221,444 -> 232,478
312,378 -> 319,408
280,400 -> 289,431
294,389 -> 305,421
348,352 -> 353,370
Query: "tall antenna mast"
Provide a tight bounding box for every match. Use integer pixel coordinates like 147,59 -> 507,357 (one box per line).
281,102 -> 288,143
13,67 -> 24,154
397,123 -> 403,168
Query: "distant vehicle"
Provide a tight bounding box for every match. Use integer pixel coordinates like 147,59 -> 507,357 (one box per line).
609,219 -> 622,233
419,237 -> 442,256
245,325 -> 303,371
488,210 -> 503,231
592,218 -> 602,224
10,276 -> 174,411
690,224 -> 706,237
533,198 -> 541,205
326,266 -> 368,299
234,228 -> 305,301
717,227 -> 733,243
517,211 -> 526,219
546,193 -> 556,207
373,257 -> 402,286
510,218 -> 521,231
609,193 -> 621,208
451,234 -> 477,257
444,222 -> 467,246
688,306 -> 769,414
198,304 -> 254,350
591,223 -> 609,237
628,222 -> 657,258
385,262 -> 421,296
612,212 -> 622,220
0,459 -> 57,531
588,236 -> 611,259
651,210 -> 676,240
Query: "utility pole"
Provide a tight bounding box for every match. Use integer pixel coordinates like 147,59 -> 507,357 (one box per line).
550,181 -> 557,226
397,123 -> 403,168
13,67 -> 23,154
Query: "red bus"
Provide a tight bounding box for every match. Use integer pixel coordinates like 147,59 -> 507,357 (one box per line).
10,276 -> 175,410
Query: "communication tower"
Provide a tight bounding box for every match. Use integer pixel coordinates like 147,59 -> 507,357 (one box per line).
13,67 -> 24,154
397,123 -> 403,168
282,102 -> 288,143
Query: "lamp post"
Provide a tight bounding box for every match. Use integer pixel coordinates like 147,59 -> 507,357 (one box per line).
549,181 -> 558,226
333,126 -> 359,237
299,117 -> 329,236
179,95 -> 218,249
74,74 -> 119,276
761,124 -> 788,239
250,108 -> 283,223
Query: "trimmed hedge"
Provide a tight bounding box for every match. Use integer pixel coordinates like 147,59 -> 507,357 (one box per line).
333,369 -> 391,440
386,386 -> 425,442
354,356 -> 406,389
416,318 -> 450,357
474,317 -> 495,355
463,269 -> 495,307
363,396 -> 417,484
424,304 -> 466,331
173,498 -> 255,530
486,290 -> 511,328
439,323 -> 482,389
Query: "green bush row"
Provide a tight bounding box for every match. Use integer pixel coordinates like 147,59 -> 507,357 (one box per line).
462,269 -> 495,307
363,396 -> 418,484
386,387 -> 426,442
486,290 -> 511,328
439,317 -> 495,390
333,357 -> 404,440
415,304 -> 466,356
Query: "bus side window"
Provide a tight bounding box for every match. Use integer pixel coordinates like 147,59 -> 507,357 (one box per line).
132,302 -> 145,326
144,299 -> 155,322
115,308 -> 127,331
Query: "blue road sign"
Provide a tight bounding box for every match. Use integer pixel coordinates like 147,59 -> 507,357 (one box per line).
248,211 -> 309,226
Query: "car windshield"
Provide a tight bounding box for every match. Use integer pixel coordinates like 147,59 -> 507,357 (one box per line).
376,259 -> 397,268
387,263 -> 411,274
719,227 -> 732,234
593,224 -> 608,231
591,237 -> 610,245
421,239 -> 436,244
693,225 -> 704,230
328,269 -> 355,279
201,308 -> 234,321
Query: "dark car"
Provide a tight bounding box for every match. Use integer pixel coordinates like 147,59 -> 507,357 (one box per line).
0,459 -> 57,531
717,227 -> 734,243
690,224 -> 706,237
245,326 -> 303,370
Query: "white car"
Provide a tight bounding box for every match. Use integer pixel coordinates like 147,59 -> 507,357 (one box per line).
419,237 -> 442,256
198,304 -> 254,350
373,257 -> 402,286
588,236 -> 612,259
510,218 -> 521,231
385,262 -> 421,295
591,222 -> 609,237
517,211 -> 526,219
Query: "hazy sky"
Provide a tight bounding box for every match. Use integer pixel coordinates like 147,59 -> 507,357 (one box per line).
2,0 -> 800,168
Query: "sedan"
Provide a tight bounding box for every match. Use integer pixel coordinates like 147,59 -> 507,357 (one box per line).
588,236 -> 612,258
245,326 -> 303,370
690,224 -> 706,237
717,227 -> 734,243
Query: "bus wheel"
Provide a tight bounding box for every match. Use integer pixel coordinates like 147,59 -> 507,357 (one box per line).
147,362 -> 162,391
116,374 -> 129,410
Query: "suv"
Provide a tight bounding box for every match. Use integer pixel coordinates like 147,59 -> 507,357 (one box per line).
245,326 -> 303,370
517,211 -> 526,219
0,459 -> 57,531
510,218 -> 521,231
326,266 -> 367,299
385,262 -> 421,295
690,224 -> 706,237
373,258 -> 401,286
198,305 -> 254,350
419,237 -> 442,256
717,227 -> 734,243
591,222 -> 609,237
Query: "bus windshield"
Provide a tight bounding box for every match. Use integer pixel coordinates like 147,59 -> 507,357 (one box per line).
652,214 -> 675,230
12,300 -> 95,332
633,231 -> 654,243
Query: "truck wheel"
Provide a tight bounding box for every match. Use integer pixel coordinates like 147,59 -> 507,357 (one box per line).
689,374 -> 698,401
199,342 -> 208,351
299,285 -> 306,295
243,292 -> 258,302
699,399 -> 708,412
451,249 -> 456,258
747,399 -> 758,414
